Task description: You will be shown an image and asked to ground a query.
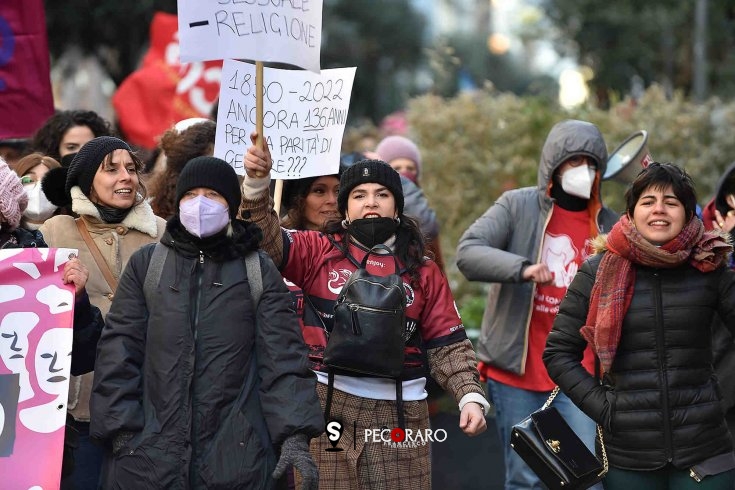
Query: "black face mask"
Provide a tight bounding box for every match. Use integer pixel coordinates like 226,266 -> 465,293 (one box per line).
348,217 -> 398,248
551,177 -> 588,211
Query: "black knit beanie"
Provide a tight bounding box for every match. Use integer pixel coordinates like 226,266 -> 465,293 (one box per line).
67,136 -> 132,197
337,159 -> 404,215
176,156 -> 241,218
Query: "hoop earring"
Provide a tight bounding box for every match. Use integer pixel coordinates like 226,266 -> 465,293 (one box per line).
394,217 -> 401,225
341,219 -> 350,229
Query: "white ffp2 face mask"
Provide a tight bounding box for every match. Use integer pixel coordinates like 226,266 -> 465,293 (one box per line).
23,182 -> 58,225
560,165 -> 596,199
179,195 -> 230,238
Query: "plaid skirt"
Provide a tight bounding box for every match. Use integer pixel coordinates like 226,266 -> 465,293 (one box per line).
298,382 -> 431,490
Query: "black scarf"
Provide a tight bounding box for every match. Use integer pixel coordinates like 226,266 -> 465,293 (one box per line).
551,180 -> 588,211
93,202 -> 132,224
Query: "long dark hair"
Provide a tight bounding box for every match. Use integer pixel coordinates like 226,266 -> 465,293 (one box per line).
323,213 -> 427,285
281,194 -> 310,230
30,110 -> 114,161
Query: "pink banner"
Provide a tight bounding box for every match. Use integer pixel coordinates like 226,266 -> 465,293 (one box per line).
0,0 -> 54,140
0,248 -> 77,489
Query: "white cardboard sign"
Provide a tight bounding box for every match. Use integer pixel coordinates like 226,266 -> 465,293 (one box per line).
214,59 -> 356,179
177,0 -> 323,72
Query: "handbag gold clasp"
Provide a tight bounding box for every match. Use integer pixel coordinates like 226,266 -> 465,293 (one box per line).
546,439 -> 561,453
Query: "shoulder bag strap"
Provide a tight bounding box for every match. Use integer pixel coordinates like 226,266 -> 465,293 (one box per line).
143,242 -> 168,307
75,218 -> 118,292
244,251 -> 262,307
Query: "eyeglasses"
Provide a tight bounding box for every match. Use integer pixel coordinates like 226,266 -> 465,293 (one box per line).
565,155 -> 597,171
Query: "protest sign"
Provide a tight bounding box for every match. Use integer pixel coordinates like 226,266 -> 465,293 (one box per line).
0,248 -> 77,489
215,59 -> 355,179
177,0 -> 323,73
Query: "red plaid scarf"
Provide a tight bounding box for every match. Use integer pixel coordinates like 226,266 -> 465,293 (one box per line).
580,215 -> 732,372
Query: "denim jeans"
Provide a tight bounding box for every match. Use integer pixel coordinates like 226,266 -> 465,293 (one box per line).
60,421 -> 103,490
487,379 -> 602,490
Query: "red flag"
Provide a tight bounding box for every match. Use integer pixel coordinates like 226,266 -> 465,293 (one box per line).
113,12 -> 221,149
0,0 -> 54,140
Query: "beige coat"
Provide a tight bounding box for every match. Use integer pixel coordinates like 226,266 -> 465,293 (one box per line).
40,186 -> 166,421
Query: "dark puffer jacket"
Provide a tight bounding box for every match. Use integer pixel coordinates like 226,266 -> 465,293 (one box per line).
90,218 -> 323,489
544,252 -> 735,470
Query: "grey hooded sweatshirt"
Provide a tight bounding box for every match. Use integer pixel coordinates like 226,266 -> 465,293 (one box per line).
456,119 -> 618,375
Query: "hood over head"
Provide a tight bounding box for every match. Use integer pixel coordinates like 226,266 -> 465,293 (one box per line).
537,120 -> 608,193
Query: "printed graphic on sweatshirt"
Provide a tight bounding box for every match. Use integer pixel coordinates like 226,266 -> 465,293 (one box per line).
327,268 -> 353,294
541,232 -> 580,288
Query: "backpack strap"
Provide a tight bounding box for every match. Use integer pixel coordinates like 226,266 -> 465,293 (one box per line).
143,245 -> 262,308
244,251 -> 262,307
324,372 -> 406,430
395,380 -> 405,430
327,234 -> 361,268
324,370 -> 336,424
143,242 -> 168,307
327,233 -> 408,275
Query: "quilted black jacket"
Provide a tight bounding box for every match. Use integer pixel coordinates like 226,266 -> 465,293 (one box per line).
544,252 -> 735,470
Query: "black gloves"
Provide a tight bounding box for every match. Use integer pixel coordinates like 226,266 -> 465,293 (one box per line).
272,433 -> 318,490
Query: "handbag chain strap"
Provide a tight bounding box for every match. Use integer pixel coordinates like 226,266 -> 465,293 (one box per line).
544,386 -> 609,476
596,424 -> 609,476
541,386 -> 560,410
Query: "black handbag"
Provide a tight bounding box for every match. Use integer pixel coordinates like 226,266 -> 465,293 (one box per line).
510,387 -> 608,490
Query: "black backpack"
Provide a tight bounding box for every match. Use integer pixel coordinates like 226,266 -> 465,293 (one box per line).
323,243 -> 412,428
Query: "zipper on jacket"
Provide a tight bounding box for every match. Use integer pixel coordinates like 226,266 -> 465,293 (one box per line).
193,252 -> 204,342
185,251 -> 205,485
652,271 -> 673,461
520,204 -> 554,375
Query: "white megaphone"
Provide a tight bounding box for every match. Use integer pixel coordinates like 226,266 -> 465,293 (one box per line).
603,130 -> 652,183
